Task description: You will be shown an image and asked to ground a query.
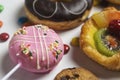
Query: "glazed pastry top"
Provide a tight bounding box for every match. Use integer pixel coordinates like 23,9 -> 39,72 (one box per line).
25,0 -> 93,21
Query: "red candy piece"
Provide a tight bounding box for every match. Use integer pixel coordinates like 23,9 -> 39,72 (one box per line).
64,44 -> 70,54
0,33 -> 9,42
108,19 -> 120,37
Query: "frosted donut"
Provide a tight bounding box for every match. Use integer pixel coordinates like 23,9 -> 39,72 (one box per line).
9,25 -> 64,73
25,0 -> 93,30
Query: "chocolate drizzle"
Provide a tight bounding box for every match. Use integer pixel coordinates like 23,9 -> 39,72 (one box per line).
25,0 -> 93,21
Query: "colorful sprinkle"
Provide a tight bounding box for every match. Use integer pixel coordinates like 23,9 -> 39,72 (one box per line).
48,40 -> 63,59
0,32 -> 9,42
20,43 -> 33,59
0,20 -> 3,28
18,17 -> 28,25
70,37 -> 79,47
29,51 -> 33,59
0,5 -> 4,13
15,27 -> 27,35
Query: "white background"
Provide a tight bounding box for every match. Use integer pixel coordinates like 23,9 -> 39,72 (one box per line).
0,0 -> 120,80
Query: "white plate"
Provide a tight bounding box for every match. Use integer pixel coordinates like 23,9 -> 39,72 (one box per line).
0,0 -> 120,80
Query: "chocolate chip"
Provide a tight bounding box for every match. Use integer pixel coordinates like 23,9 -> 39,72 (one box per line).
73,74 -> 79,78
61,77 -> 67,80
61,75 -> 70,80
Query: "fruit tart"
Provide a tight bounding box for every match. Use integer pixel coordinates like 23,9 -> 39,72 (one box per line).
80,7 -> 120,70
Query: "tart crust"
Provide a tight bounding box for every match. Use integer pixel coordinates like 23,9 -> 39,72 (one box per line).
80,7 -> 120,71
107,0 -> 120,5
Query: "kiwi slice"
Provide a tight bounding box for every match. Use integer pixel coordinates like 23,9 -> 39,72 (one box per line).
94,28 -> 119,57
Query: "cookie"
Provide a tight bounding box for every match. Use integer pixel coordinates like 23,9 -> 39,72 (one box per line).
54,67 -> 98,80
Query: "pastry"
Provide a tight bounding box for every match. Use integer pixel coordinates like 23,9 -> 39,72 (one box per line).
54,67 -> 98,80
9,25 -> 64,73
25,0 -> 93,30
80,7 -> 120,70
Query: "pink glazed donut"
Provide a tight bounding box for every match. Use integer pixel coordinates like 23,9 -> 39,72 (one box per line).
9,25 -> 64,73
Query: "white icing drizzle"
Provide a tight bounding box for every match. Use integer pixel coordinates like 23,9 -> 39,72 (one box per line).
33,0 -> 58,18
37,27 -> 45,61
10,36 -> 56,46
41,29 -> 50,69
32,0 -> 88,18
33,26 -> 41,70
33,25 -> 50,69
60,0 -> 88,15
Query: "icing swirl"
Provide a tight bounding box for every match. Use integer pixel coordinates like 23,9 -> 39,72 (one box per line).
25,0 -> 93,21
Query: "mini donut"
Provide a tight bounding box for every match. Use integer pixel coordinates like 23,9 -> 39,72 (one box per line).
9,25 -> 64,73
107,0 -> 120,5
80,7 -> 120,71
54,67 -> 98,80
24,0 -> 93,30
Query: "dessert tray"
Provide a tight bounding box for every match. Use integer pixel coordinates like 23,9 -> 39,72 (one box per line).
0,0 -> 120,80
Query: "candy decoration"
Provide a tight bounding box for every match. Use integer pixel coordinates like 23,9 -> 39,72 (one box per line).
0,20 -> 3,28
64,44 -> 70,54
0,4 -> 4,13
18,17 -> 28,25
0,33 -> 9,42
70,37 -> 79,46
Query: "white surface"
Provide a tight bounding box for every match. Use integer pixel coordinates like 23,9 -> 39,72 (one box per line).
0,0 -> 120,80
